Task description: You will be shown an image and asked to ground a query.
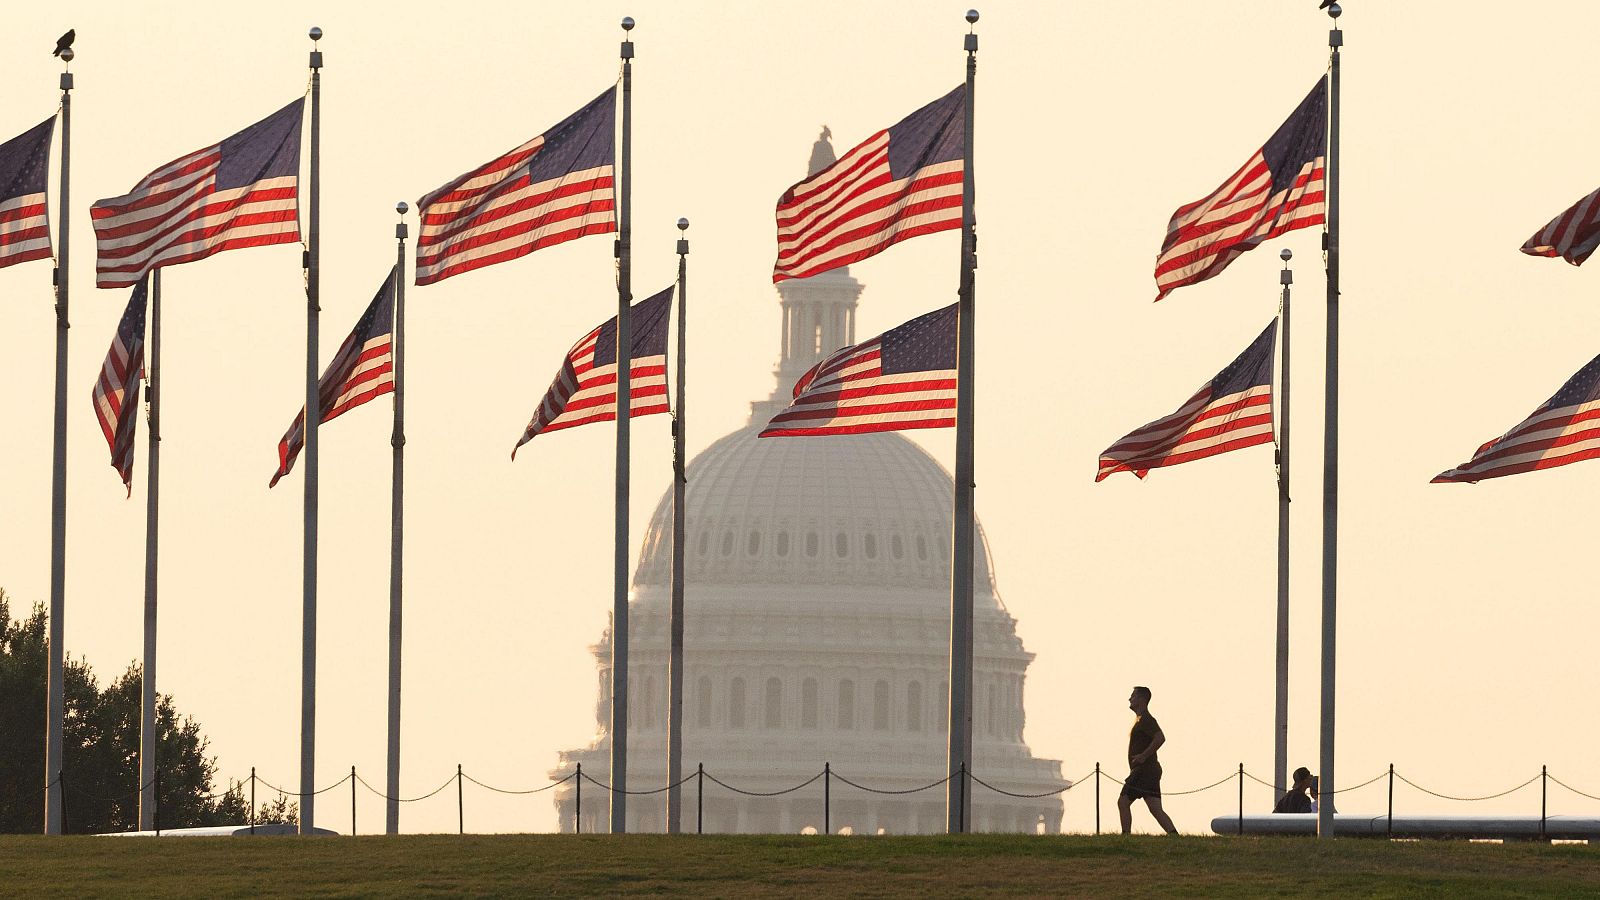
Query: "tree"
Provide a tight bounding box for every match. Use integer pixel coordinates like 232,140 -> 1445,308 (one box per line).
0,589 -> 295,833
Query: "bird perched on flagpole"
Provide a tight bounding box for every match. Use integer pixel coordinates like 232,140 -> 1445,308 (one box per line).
53,30 -> 74,58
1318,0 -> 1335,8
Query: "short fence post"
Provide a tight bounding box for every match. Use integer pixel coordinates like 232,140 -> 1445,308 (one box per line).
697,763 -> 704,835
1541,765 -> 1548,840
960,762 -> 968,834
457,764 -> 464,835
575,762 -> 583,835
1387,764 -> 1394,836
824,762 -> 831,836
250,767 -> 257,835
350,766 -> 357,836
1237,763 -> 1244,835
1094,763 -> 1100,836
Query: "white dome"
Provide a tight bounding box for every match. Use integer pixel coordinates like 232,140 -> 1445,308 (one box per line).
633,424 -> 998,596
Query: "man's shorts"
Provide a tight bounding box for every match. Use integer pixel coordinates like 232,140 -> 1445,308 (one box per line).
1120,763 -> 1162,801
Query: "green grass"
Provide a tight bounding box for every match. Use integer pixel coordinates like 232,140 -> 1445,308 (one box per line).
2,834 -> 1599,898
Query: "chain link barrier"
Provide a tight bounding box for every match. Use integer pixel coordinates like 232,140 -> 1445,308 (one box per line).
580,770 -> 699,797
830,771 -> 950,796
253,771 -> 353,799
1392,771 -> 1541,803
353,771 -> 459,803
702,770 -> 824,797
1548,774 -> 1600,803
461,771 -> 574,796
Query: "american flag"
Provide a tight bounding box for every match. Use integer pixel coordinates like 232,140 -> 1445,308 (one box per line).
270,269 -> 396,488
416,87 -> 615,286
760,303 -> 957,437
1097,321 -> 1277,481
773,85 -> 964,283
1521,186 -> 1600,266
91,99 -> 303,289
512,285 -> 672,455
0,117 -> 56,269
91,277 -> 149,495
1433,353 -> 1600,484
1154,78 -> 1327,301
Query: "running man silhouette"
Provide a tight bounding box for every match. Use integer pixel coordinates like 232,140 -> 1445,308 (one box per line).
1118,686 -> 1178,835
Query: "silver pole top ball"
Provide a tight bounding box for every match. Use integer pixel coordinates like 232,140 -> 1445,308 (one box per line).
676,217 -> 689,231
966,9 -> 979,24
396,201 -> 409,216
1280,248 -> 1293,261
621,17 -> 635,31
309,26 -> 323,41
59,47 -> 74,63
1327,3 -> 1341,18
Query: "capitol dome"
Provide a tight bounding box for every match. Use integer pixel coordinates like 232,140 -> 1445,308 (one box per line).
552,130 -> 1063,835
632,426 -> 1000,595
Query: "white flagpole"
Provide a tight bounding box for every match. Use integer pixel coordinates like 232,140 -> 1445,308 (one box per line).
667,218 -> 688,833
946,8 -> 979,835
611,15 -> 635,835
387,203 -> 408,834
1274,249 -> 1292,804
139,269 -> 162,831
1318,2 -> 1342,839
300,26 -> 323,834
43,45 -> 73,837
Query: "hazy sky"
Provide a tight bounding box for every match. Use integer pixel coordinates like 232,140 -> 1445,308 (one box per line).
4,1 -> 1599,835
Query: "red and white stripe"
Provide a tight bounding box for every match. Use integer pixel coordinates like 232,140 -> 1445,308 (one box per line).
514,326 -> 666,450
270,332 -> 393,488
1521,185 -> 1600,266
416,136 -> 614,286
1097,384 -> 1275,481
0,190 -> 51,268
1154,152 -> 1325,300
91,145 -> 299,288
1433,392 -> 1600,484
773,131 -> 963,282
760,339 -> 957,437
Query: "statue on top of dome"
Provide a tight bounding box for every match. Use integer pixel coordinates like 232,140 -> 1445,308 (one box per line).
808,126 -> 836,176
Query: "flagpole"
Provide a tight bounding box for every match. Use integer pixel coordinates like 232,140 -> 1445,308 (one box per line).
139,269 -> 162,832
667,217 -> 688,834
946,8 -> 979,835
300,26 -> 323,835
44,48 -> 73,836
1274,249 -> 1292,805
1318,2 -> 1342,840
387,202 -> 408,835
611,15 -> 635,835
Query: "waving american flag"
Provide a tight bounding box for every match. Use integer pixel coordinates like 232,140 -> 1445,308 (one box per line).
91,278 -> 149,495
91,99 -> 303,289
1097,322 -> 1278,481
0,116 -> 55,269
1434,353 -> 1600,484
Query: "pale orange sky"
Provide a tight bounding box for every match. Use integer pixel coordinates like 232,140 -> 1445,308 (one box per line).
4,1 -> 1599,834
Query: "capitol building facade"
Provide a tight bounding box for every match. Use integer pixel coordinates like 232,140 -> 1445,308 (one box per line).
551,135 -> 1064,835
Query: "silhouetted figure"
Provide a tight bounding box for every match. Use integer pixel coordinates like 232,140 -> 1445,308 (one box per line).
1273,767 -> 1314,813
54,30 -> 74,58
1117,686 -> 1178,835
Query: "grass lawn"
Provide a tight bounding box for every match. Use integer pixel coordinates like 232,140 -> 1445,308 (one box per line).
3,833 -> 1599,898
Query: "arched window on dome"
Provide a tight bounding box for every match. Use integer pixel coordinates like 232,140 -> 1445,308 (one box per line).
837,680 -> 855,730
891,534 -> 904,560
936,682 -> 949,734
835,533 -> 849,558
916,535 -> 928,561
764,677 -> 783,729
642,674 -> 657,729
697,676 -> 713,727
698,531 -> 710,557
721,531 -> 735,557
864,534 -> 878,559
907,681 -> 924,732
730,677 -> 747,728
986,683 -> 997,736
777,531 -> 790,557
748,530 -> 762,556
873,680 -> 890,731
806,532 -> 819,557
801,678 -> 818,728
